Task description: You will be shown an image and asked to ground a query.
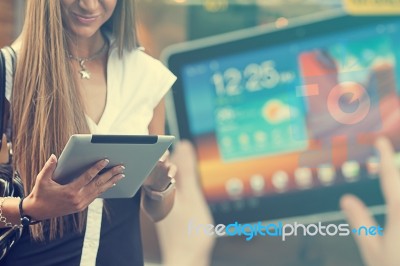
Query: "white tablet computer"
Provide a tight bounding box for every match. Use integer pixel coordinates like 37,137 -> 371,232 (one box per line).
53,134 -> 175,198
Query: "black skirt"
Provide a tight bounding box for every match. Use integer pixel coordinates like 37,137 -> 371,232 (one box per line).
2,191 -> 143,266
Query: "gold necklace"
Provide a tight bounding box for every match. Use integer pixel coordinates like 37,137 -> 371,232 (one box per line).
67,40 -> 108,80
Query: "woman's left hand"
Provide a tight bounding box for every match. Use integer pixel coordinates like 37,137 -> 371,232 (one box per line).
143,151 -> 177,193
141,151 -> 177,222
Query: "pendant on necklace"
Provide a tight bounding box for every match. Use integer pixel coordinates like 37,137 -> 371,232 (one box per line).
79,68 -> 91,79
79,59 -> 91,79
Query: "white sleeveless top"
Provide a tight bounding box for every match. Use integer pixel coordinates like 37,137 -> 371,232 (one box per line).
5,40 -> 176,135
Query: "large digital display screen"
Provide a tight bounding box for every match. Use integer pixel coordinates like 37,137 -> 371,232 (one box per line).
168,15 -> 399,223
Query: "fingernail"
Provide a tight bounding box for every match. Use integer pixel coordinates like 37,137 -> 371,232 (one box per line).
117,174 -> 125,182
49,154 -> 57,163
159,151 -> 169,162
103,159 -> 110,166
120,165 -> 126,170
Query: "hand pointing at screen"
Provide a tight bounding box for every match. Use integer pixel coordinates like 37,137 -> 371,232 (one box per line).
341,137 -> 400,266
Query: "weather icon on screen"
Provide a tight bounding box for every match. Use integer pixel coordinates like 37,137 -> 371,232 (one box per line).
262,99 -> 292,124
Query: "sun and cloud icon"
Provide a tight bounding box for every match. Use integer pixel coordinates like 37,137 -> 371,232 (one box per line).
262,99 -> 294,124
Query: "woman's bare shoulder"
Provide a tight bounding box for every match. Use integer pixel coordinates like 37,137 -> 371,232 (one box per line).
10,35 -> 23,52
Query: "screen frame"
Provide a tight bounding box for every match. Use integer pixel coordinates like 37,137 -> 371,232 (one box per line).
163,12 -> 398,224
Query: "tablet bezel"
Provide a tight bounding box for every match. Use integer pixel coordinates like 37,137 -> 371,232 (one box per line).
163,12 -> 396,223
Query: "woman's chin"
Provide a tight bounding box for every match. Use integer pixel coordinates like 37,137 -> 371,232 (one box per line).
66,27 -> 102,41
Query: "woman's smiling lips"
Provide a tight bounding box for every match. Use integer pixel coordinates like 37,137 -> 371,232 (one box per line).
73,13 -> 100,24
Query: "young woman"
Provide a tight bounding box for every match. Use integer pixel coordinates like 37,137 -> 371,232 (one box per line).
0,0 -> 176,265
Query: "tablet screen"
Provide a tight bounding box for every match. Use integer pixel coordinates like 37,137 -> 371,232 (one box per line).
168,15 -> 399,223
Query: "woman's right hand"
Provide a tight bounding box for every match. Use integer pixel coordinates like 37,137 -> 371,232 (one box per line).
23,154 -> 125,220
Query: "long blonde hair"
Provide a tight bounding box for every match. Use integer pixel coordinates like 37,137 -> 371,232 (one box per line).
12,0 -> 138,241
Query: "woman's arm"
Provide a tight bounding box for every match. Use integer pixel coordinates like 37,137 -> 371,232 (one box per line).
148,99 -> 167,136
141,98 -> 176,222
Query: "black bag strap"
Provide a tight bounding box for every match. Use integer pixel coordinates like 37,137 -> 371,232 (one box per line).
0,47 -> 16,150
0,50 -> 6,150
